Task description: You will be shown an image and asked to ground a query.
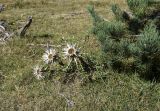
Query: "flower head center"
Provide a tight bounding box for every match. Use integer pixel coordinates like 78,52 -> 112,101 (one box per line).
48,54 -> 53,59
68,48 -> 75,55
36,69 -> 41,74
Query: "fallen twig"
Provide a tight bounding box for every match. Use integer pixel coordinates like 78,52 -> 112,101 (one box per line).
18,16 -> 32,37
26,43 -> 62,47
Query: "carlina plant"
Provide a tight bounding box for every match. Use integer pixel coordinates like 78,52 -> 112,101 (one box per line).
63,43 -> 94,73
87,0 -> 160,81
63,43 -> 81,70
33,44 -> 62,80
33,43 -> 95,81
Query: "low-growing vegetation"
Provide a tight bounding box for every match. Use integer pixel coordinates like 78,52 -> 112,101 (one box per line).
0,0 -> 160,111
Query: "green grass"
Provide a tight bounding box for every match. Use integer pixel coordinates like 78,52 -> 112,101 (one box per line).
0,0 -> 160,111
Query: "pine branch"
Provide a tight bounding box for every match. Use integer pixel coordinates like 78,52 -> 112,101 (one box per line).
87,5 -> 103,23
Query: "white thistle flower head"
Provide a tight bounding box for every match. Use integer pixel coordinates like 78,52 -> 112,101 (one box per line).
33,65 -> 44,80
42,48 -> 57,64
63,44 -> 80,59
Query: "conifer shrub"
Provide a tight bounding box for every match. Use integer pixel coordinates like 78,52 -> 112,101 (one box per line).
127,0 -> 149,18
133,23 -> 160,80
88,0 -> 160,80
